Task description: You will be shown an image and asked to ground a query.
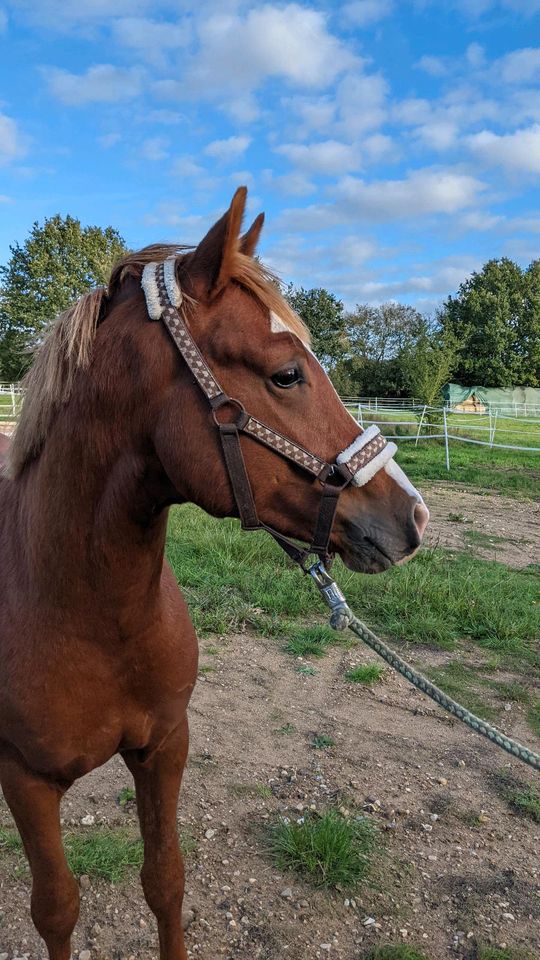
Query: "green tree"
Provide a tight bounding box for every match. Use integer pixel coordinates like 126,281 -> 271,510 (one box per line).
0,214 -> 127,380
285,285 -> 346,367
331,302 -> 427,397
401,325 -> 456,405
440,258 -> 540,387
346,302 -> 425,363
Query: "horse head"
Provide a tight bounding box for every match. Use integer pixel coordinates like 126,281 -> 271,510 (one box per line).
143,188 -> 428,573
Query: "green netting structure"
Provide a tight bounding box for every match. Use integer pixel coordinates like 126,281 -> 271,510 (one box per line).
443,382 -> 540,412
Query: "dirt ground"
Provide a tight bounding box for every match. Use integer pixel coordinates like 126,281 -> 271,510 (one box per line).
422,481 -> 540,569
0,484 -> 539,960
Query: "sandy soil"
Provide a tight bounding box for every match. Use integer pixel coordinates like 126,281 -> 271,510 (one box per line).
0,483 -> 539,960
422,482 -> 540,569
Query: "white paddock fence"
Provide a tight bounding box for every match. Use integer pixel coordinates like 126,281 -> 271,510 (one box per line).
0,383 -> 23,421
343,400 -> 540,471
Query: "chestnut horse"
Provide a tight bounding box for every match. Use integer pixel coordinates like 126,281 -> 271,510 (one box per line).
0,188 -> 428,960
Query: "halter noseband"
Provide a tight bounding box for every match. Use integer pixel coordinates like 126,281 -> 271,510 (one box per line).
142,257 -> 397,568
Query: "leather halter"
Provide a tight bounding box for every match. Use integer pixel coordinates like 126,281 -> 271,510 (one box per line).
142,258 -> 397,568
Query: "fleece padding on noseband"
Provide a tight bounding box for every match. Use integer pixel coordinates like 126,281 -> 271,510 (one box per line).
142,259 -> 183,319
141,262 -> 162,320
337,425 -> 398,488
163,256 -> 183,309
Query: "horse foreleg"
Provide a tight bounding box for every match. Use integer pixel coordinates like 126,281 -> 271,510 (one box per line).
0,754 -> 79,960
123,715 -> 190,960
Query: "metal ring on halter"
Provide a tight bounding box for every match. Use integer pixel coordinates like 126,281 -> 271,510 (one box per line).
211,396 -> 249,430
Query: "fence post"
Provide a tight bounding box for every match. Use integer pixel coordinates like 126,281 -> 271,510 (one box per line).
415,405 -> 426,447
490,411 -> 498,448
443,407 -> 450,471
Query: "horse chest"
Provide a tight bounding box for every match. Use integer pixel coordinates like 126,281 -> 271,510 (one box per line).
0,622 -> 197,781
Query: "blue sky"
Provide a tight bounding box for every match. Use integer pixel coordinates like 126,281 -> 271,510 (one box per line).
1,0 -> 540,313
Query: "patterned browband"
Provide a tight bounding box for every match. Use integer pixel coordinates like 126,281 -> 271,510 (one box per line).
141,257 -> 397,486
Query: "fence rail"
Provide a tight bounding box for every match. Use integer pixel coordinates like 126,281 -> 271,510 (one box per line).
341,396 -> 540,418
344,401 -> 540,471
0,383 -> 23,420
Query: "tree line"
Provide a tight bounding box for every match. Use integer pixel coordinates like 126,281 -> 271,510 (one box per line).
1,214 -> 539,401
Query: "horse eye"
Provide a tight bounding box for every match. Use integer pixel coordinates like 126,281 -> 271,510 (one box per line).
271,367 -> 301,388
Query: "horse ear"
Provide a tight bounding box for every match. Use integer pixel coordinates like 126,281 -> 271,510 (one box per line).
240,213 -> 264,256
190,186 -> 247,298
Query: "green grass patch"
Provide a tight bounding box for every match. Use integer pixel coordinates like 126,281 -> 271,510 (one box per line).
268,810 -> 378,890
489,680 -> 531,703
296,664 -> 317,676
282,623 -> 343,658
117,786 -> 136,807
464,530 -> 514,549
166,508 -> 540,664
310,733 -> 336,749
0,826 -> 144,882
65,828 -> 143,882
345,664 -> 384,685
508,786 -> 540,824
0,827 -> 23,853
527,699 -> 540,737
363,947 -> 431,960
492,771 -> 540,824
477,947 -> 539,960
424,662 -> 499,722
275,722 -> 296,736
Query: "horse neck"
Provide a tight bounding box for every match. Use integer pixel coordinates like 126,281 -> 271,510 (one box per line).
15,368 -> 174,622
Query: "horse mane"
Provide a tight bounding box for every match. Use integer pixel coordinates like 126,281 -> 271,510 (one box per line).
8,244 -> 309,479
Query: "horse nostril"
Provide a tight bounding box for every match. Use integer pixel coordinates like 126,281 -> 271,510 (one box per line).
413,501 -> 429,540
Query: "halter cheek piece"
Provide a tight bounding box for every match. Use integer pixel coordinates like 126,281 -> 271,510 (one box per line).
142,258 -> 397,568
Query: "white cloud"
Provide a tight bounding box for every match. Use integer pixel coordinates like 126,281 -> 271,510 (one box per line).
145,109 -> 184,125
459,210 -> 504,230
170,155 -> 206,177
415,55 -> 449,78
275,140 -> 361,176
0,111 -> 25,164
112,16 -> 192,64
281,94 -> 336,136
413,120 -> 459,151
0,194 -> 12,202
185,5 -> 357,98
45,64 -> 144,105
204,135 -> 251,162
496,47 -> 540,84
334,72 -> 388,135
466,43 -> 485,68
357,256 -> 479,299
141,136 -> 169,161
278,167 -> 484,232
342,0 -> 394,26
98,132 -> 121,148
262,169 -> 316,197
333,168 -> 483,220
468,124 -> 540,173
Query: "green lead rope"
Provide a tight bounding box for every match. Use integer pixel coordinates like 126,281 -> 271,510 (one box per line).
308,561 -> 540,773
